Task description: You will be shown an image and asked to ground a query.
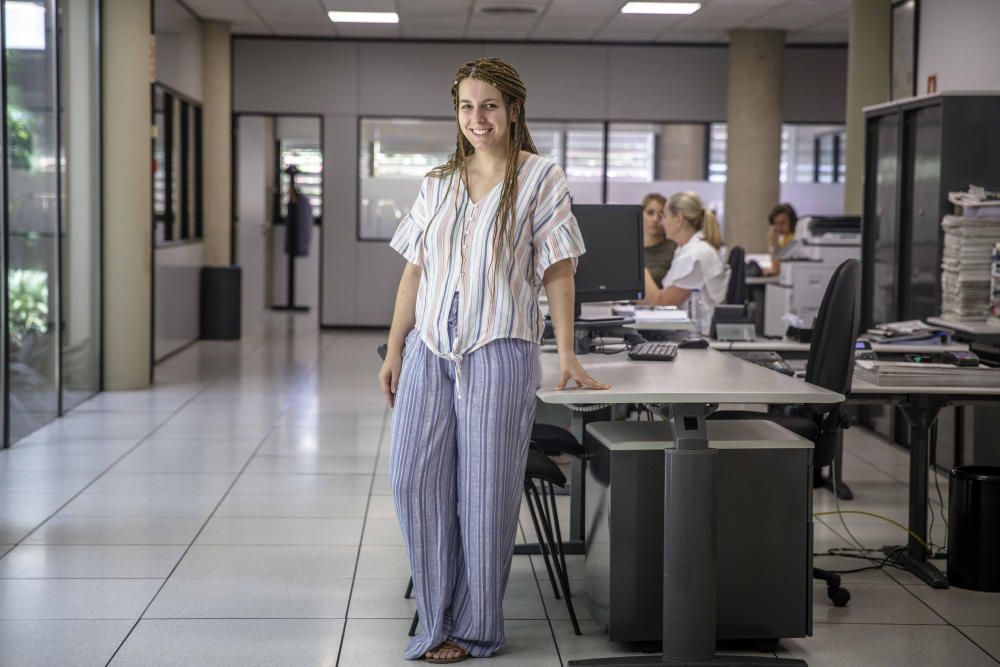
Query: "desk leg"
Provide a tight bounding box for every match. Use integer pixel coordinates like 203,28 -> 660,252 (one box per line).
889,398 -> 948,589
568,403 -> 807,667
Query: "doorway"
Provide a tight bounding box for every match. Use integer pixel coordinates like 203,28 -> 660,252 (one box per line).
234,114 -> 323,330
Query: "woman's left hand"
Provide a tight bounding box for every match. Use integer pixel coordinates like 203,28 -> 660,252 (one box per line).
556,353 -> 611,391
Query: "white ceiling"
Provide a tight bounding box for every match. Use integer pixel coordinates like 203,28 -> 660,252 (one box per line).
178,0 -> 850,44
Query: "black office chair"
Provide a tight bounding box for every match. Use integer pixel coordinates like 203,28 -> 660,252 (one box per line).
709,258 -> 860,607
725,246 -> 747,305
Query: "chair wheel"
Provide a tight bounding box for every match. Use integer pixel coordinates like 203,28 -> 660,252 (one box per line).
828,586 -> 850,607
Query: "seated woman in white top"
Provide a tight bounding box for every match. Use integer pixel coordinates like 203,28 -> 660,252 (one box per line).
642,191 -> 728,332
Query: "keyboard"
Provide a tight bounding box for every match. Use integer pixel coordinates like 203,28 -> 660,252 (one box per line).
628,341 -> 678,362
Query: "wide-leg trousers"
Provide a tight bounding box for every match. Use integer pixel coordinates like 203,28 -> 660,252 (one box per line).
389,300 -> 540,659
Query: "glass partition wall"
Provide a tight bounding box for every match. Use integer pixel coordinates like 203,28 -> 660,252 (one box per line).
1,0 -> 101,446
358,118 -> 845,242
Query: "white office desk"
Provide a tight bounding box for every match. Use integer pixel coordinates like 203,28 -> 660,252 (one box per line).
746,275 -> 780,286
536,347 -> 838,666
710,338 -> 970,355
927,315 -> 1000,335
928,316 -> 1000,344
537,347 -> 841,405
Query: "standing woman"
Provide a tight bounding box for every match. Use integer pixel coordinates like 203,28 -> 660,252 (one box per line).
377,57 -> 609,663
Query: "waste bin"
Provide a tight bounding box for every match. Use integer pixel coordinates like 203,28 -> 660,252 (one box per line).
947,465 -> 1000,592
200,266 -> 241,340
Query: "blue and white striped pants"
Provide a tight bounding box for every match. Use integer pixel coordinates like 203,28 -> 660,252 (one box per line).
390,296 -> 540,659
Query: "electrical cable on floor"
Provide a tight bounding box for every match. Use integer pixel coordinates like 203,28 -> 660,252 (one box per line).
830,460 -> 870,553
929,426 -> 949,551
815,546 -> 909,574
813,510 -> 931,549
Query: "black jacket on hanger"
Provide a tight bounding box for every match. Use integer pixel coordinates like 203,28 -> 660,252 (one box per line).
285,193 -> 313,258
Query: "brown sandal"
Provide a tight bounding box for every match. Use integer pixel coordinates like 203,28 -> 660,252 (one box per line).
425,640 -> 470,664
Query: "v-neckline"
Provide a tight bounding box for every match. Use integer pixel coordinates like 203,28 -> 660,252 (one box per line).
463,154 -> 533,207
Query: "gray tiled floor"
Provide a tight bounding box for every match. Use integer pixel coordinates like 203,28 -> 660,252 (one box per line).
1,316 -> 998,665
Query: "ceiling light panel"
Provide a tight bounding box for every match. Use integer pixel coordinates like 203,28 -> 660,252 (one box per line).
621,2 -> 702,15
328,11 -> 400,23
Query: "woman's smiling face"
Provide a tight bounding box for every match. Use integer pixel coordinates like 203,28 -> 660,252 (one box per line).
457,78 -> 510,152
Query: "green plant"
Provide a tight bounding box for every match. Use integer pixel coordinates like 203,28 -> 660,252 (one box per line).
8,269 -> 49,346
7,104 -> 35,170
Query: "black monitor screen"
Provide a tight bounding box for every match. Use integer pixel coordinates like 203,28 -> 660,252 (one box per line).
571,204 -> 644,303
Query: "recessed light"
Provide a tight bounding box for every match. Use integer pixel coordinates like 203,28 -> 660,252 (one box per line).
328,11 -> 400,24
621,2 -> 702,15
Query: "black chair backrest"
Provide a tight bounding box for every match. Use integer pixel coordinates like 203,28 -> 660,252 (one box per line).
804,259 -> 860,395
803,259 -> 860,468
725,246 -> 747,305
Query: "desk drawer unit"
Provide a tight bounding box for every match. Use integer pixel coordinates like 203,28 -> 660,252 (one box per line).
583,420 -> 813,644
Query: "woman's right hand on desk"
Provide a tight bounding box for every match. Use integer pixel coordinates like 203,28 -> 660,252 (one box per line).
377,349 -> 403,408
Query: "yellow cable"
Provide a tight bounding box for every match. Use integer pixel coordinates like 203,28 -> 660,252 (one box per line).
813,510 -> 931,550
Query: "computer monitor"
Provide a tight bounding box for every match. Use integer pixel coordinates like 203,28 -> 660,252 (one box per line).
571,204 -> 644,306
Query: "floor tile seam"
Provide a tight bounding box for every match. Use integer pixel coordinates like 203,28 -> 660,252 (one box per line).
116,616 -> 351,621
845,439 -> 951,488
0,378 -> 263,564
811,620 -> 953,627
0,619 -> 141,623
887,582 -> 961,630
239,472 -> 377,477
101,341 -> 324,667
2,335 -> 273,514
335,404 -> 391,667
935,626 -> 1000,664
190,543 -> 367,547
0,577 -> 168,581
517,518 -> 565,666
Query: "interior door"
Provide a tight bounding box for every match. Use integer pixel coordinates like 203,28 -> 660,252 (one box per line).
235,115 -> 273,330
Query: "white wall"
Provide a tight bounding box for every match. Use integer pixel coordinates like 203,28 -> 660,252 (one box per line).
234,38 -> 848,327
154,0 -> 202,100
154,243 -> 204,361
153,0 -> 203,361
917,0 -> 1000,93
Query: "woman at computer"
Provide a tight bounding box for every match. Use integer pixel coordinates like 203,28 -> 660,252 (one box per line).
377,57 -> 609,664
642,191 -> 727,331
766,202 -> 798,275
641,193 -> 676,285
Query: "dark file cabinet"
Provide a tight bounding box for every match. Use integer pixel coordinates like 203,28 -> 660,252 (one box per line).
861,93 -> 1000,461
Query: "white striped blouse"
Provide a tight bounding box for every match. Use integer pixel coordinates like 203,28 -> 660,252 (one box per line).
390,153 -> 585,365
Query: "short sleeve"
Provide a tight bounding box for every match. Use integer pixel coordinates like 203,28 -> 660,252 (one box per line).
389,177 -> 430,266
662,250 -> 700,290
532,163 -> 586,282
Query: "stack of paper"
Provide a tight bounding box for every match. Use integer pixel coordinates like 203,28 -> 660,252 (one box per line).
633,308 -> 690,323
855,360 -> 1000,388
866,320 -> 949,344
941,215 -> 1000,318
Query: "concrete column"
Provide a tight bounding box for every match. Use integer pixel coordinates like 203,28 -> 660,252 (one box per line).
842,0 -> 891,215
723,30 -> 785,253
202,21 -> 232,266
102,0 -> 151,389
657,125 -> 706,181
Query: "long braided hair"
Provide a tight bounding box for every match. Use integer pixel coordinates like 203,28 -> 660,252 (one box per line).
429,57 -> 537,279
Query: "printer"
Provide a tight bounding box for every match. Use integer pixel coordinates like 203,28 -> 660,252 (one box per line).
764,215 -> 861,337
